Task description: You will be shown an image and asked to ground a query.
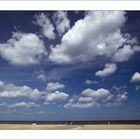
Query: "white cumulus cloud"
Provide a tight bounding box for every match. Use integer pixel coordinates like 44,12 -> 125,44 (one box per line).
46,82 -> 65,91
0,80 -> 71,107
49,11 -> 127,64
53,11 -> 70,36
130,72 -> 140,82
46,91 -> 69,102
49,11 -> 140,65
78,97 -> 94,102
64,88 -> 111,109
112,45 -> 135,62
0,32 -> 47,66
64,86 -> 127,109
82,88 -> 111,100
95,63 -> 117,77
0,80 -> 41,99
34,13 -> 55,39
9,102 -> 40,108
115,92 -> 127,102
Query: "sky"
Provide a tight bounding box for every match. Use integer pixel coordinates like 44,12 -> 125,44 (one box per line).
0,11 -> 140,121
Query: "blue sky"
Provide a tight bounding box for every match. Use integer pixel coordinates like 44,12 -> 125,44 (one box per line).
0,11 -> 140,121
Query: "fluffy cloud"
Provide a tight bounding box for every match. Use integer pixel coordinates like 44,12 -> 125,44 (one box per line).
49,11 -> 128,64
46,82 -> 65,91
115,92 -> 127,102
46,91 -> 69,102
112,45 -> 134,62
0,80 -> 70,107
9,102 -> 40,108
64,88 -> 111,109
49,11 -> 140,65
78,97 -> 94,102
0,79 -> 128,109
0,32 -> 47,65
130,72 -> 140,82
45,82 -> 69,102
64,87 -> 127,109
34,13 -> 55,39
53,11 -> 70,36
82,88 -> 111,100
105,86 -> 127,107
0,80 -> 41,99
0,101 -> 40,109
105,93 -> 127,107
85,79 -> 98,84
95,63 -> 117,77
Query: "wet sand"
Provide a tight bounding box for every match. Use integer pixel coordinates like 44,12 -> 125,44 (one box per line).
0,124 -> 140,130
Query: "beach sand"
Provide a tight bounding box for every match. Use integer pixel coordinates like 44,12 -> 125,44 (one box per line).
0,124 -> 140,130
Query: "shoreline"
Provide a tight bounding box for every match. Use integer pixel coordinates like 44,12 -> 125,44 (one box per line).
0,124 -> 140,130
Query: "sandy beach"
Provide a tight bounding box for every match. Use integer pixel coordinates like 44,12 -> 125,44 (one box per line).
0,124 -> 140,130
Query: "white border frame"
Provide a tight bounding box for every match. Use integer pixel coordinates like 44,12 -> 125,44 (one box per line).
0,130 -> 140,139
0,1 -> 139,10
